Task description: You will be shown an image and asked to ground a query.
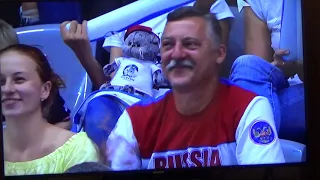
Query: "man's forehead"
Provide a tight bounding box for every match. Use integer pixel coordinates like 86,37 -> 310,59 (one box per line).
161,35 -> 199,41
162,18 -> 207,40
167,18 -> 203,28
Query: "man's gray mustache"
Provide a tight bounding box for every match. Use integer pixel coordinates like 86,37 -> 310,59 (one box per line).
165,60 -> 196,71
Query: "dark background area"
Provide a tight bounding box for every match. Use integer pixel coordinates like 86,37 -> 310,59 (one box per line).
0,1 -> 21,28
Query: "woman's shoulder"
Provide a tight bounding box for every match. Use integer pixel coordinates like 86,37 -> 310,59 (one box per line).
50,130 -> 101,162
4,131 -> 100,175
49,126 -> 75,145
57,129 -> 99,151
57,131 -> 101,171
46,126 -> 98,157
63,131 -> 91,146
51,128 -> 93,150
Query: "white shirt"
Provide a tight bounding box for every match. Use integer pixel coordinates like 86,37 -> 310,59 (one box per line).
111,57 -> 161,97
106,95 -> 285,170
103,0 -> 234,51
238,0 -> 303,86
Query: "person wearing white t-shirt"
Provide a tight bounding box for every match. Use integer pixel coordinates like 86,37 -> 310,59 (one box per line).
229,0 -> 305,143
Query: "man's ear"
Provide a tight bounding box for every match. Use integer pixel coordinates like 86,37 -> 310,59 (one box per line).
216,44 -> 227,65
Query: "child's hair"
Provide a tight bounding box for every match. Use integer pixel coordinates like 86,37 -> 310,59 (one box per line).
64,162 -> 111,173
0,19 -> 19,50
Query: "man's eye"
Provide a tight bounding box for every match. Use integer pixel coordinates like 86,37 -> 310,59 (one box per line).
162,42 -> 172,48
184,41 -> 199,49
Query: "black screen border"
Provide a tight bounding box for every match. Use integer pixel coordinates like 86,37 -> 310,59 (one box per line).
2,0 -> 320,179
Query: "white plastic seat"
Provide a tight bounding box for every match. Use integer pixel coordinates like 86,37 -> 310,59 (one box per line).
280,139 -> 306,163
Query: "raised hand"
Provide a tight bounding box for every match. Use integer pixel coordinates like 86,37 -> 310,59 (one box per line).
60,20 -> 108,88
60,20 -> 91,54
271,49 -> 303,79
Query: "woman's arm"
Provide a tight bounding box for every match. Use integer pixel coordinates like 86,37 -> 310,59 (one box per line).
244,6 -> 274,63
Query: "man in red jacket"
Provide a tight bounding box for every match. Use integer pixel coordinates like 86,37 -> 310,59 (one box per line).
105,6 -> 285,170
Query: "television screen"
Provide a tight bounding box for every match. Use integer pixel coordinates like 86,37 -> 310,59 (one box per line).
0,0 -> 306,177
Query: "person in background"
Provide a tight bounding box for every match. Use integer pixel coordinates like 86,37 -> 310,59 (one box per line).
61,0 -> 234,89
20,2 -> 82,27
20,2 -> 40,26
0,19 -> 72,130
1,44 -> 100,176
105,7 -> 284,170
229,0 -> 305,143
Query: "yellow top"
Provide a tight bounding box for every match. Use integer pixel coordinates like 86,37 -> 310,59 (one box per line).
5,132 -> 100,176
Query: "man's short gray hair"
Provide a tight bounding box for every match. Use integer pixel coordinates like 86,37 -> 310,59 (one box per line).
166,6 -> 222,46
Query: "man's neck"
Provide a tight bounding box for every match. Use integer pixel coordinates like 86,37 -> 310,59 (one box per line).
173,77 -> 219,115
4,110 -> 48,151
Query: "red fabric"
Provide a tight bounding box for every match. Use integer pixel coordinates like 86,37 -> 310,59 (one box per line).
127,81 -> 257,160
124,25 -> 153,40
